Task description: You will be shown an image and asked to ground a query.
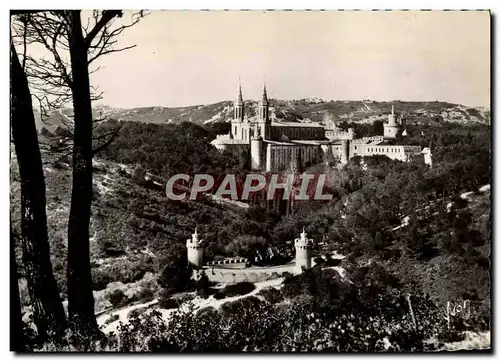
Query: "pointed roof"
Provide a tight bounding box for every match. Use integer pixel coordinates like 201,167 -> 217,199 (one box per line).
260,82 -> 268,105
236,78 -> 243,104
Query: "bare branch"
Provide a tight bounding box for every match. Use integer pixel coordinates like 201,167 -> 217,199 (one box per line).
92,122 -> 122,155
24,13 -> 73,87
84,10 -> 122,47
88,44 -> 136,64
13,10 -> 145,161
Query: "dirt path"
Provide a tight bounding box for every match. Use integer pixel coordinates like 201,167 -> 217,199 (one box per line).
97,277 -> 285,334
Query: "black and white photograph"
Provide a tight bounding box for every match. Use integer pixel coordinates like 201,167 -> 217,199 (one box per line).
9,8 -> 491,352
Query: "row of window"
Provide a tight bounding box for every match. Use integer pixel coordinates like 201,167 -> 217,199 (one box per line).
366,147 -> 402,153
272,127 -> 323,139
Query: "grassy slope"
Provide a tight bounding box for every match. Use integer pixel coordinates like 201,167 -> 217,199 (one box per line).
11,154 -> 250,297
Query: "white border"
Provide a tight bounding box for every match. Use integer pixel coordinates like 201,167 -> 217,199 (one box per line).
2,1 -> 497,359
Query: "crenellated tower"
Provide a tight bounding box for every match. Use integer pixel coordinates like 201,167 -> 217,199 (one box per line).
294,227 -> 313,273
250,123 -> 263,170
186,227 -> 204,269
383,104 -> 400,139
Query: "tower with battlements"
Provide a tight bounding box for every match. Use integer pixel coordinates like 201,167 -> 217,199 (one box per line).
294,227 -> 313,273
384,105 -> 400,139
186,227 -> 204,269
250,123 -> 263,170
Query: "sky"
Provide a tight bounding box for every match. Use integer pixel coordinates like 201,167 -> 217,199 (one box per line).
89,10 -> 490,108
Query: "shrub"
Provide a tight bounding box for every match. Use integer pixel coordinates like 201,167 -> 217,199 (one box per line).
195,270 -> 210,298
314,257 -> 325,265
197,306 -> 217,318
257,287 -> 284,304
222,281 -> 255,297
104,314 -> 119,325
325,258 -> 342,267
213,290 -> 226,300
107,289 -> 127,308
158,289 -> 181,309
220,296 -> 263,315
136,286 -> 156,303
92,258 -> 155,291
172,292 -> 195,304
158,261 -> 192,296
158,298 -> 179,310
214,282 -> 255,299
128,306 -> 148,319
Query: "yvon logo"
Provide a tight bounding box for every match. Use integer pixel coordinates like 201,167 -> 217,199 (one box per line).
445,300 -> 471,325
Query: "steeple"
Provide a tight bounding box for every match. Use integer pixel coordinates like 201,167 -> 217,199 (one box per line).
260,82 -> 268,106
234,77 -> 244,121
236,77 -> 243,105
258,81 -> 270,123
391,104 -> 394,115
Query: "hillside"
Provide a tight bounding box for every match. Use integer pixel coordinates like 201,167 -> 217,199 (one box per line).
11,117 -> 491,350
35,99 -> 490,132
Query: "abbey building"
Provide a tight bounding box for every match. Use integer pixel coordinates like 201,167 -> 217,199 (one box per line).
211,82 -> 432,172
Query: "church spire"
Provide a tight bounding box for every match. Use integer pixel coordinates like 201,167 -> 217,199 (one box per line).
261,82 -> 268,105
258,79 -> 270,124
236,77 -> 243,105
234,77 -> 244,121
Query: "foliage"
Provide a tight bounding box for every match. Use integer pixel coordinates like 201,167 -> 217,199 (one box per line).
158,263 -> 192,297
107,289 -> 128,308
128,306 -> 148,319
109,263 -> 468,352
213,282 -> 256,300
99,121 -> 245,178
158,290 -> 180,310
257,287 -> 284,304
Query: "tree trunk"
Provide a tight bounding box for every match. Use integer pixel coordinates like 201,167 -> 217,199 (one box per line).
66,11 -> 98,334
10,226 -> 25,351
11,42 -> 66,340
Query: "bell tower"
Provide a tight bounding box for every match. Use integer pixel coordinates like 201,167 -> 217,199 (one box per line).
234,78 -> 244,121
186,227 -> 204,269
258,82 -> 270,140
259,83 -> 270,123
232,78 -> 244,139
